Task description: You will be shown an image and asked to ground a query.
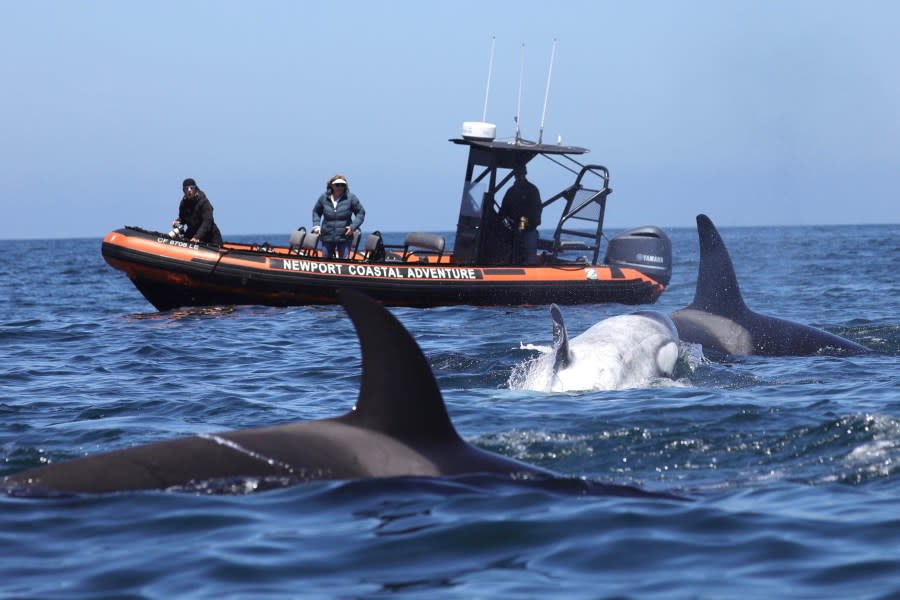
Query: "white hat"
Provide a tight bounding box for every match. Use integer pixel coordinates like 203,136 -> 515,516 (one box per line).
331,178 -> 348,186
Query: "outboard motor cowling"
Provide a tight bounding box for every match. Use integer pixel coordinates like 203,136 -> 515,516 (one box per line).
604,226 -> 672,286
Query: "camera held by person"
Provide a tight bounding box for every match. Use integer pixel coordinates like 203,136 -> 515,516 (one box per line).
168,221 -> 185,239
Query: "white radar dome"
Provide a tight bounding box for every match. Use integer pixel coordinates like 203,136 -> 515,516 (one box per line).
461,121 -> 496,141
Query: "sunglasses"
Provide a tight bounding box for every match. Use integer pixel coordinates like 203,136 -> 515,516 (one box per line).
332,183 -> 346,187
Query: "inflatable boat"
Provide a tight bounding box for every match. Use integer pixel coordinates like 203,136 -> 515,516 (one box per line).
102,131 -> 672,311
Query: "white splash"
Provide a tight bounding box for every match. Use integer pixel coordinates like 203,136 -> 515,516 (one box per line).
843,415 -> 900,477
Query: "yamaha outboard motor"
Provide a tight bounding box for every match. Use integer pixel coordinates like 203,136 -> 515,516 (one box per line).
604,226 -> 672,287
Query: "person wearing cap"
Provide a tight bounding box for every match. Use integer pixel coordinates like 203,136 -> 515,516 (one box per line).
499,163 -> 542,265
311,174 -> 366,259
172,178 -> 223,246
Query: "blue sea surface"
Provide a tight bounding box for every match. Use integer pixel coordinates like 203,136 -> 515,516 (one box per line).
1,224 -> 899,598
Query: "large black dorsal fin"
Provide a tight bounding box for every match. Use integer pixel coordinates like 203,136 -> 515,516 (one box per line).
336,289 -> 461,443
550,304 -> 572,371
688,214 -> 749,316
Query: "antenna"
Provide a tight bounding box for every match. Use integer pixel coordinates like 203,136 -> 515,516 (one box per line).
538,38 -> 558,144
462,37 -> 498,141
514,43 -> 525,143
482,36 -> 496,123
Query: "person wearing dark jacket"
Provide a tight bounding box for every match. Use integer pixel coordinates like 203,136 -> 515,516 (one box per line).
311,174 -> 365,259
499,164 -> 541,265
173,178 -> 222,246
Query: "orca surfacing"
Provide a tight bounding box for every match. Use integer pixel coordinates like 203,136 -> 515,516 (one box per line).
3,290 -> 676,500
513,305 -> 680,392
670,214 -> 871,357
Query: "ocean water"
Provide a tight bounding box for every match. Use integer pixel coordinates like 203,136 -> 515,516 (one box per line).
1,223 -> 898,599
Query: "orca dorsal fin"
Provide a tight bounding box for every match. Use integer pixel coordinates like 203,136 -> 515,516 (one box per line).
550,303 -> 572,371
688,214 -> 749,316
335,289 -> 461,443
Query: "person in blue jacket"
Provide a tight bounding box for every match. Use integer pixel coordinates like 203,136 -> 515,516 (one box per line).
311,174 -> 366,259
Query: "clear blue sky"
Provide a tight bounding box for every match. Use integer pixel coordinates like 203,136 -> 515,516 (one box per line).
1,1 -> 898,240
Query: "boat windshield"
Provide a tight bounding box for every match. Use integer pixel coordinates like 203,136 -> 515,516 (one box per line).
459,181 -> 485,219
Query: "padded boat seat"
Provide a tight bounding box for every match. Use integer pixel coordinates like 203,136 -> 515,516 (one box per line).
288,228 -> 306,254
402,232 -> 445,261
300,232 -> 319,255
558,240 -> 590,250
363,231 -> 385,261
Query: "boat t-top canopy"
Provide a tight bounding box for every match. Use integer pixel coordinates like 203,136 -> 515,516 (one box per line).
450,137 -> 589,158
449,136 -> 612,266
